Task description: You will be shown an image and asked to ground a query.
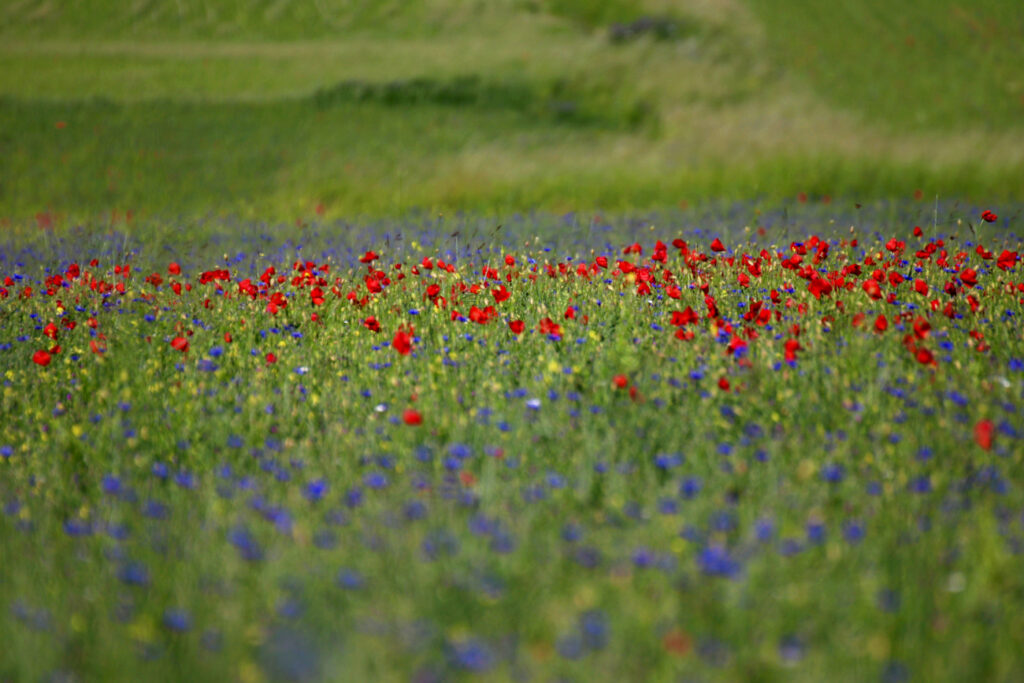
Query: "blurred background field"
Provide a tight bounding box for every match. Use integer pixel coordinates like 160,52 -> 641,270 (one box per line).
0,0 -> 1022,222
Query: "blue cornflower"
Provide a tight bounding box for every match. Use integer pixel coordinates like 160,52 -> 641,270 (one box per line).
337,568 -> 365,590
448,638 -> 495,672
228,526 -> 264,561
579,610 -> 608,650
806,521 -> 826,545
908,476 -> 932,494
404,500 -> 427,521
654,453 -> 682,469
557,633 -> 585,660
632,547 -> 655,568
698,544 -> 739,578
304,479 -> 328,502
162,608 -> 192,632
118,562 -> 150,586
778,635 -> 805,662
174,470 -> 196,489
101,474 -> 122,496
364,472 -> 388,489
63,519 -> 93,537
821,463 -> 845,483
680,477 -> 702,499
344,488 -> 363,508
843,520 -> 865,544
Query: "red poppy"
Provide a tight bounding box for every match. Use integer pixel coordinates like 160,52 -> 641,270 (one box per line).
168,262 -> 181,275
710,238 -> 725,252
470,305 -> 498,324
663,628 -> 692,656
266,352 -> 277,364
363,316 -> 381,332
912,317 -> 930,339
508,320 -> 525,335
170,336 -> 189,352
403,409 -> 422,426
671,307 -> 699,326
359,250 -> 379,264
612,374 -> 628,389
491,285 -> 510,303
704,295 -> 719,319
873,315 -> 888,333
974,420 -> 994,449
32,350 -> 51,366
783,338 -> 801,362
997,250 -> 1018,271
364,276 -> 383,294
43,322 -> 58,340
862,280 -> 882,300
718,377 -> 730,391
564,306 -> 576,320
980,210 -> 997,223
504,254 -> 515,267
538,317 -> 562,338
393,327 -> 413,355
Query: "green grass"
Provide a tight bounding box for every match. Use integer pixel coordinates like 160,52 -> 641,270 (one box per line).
746,0 -> 1024,131
0,0 -> 1022,222
3,95 -> 1022,223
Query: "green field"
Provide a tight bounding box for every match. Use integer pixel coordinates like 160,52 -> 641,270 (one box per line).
1,0 -> 1022,222
2,2 -> 1024,682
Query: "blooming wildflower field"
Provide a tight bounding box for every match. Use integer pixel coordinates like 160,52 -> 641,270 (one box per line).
1,202 -> 1023,681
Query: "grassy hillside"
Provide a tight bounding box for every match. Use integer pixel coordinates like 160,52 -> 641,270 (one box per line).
0,0 -> 1022,222
746,0 -> 1024,131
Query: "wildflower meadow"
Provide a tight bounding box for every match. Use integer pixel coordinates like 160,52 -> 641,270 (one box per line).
2,202 -> 1023,681
3,0 -> 1024,680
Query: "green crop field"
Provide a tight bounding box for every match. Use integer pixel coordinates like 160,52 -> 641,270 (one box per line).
2,2 -> 1024,682
1,0 -> 1022,222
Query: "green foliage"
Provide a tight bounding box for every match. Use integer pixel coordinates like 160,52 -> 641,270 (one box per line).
542,0 -> 643,27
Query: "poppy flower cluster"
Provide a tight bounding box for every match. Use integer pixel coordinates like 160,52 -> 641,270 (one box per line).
0,207 -> 1021,682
